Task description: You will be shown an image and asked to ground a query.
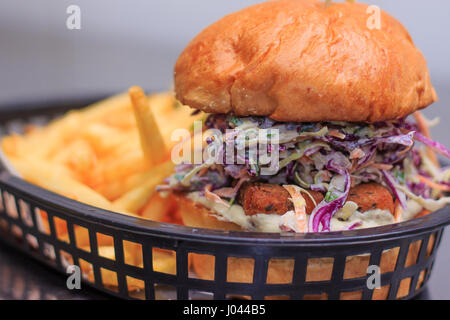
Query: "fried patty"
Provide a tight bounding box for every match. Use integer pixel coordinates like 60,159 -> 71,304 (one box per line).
238,182 -> 394,216
238,183 -> 323,216
347,183 -> 394,214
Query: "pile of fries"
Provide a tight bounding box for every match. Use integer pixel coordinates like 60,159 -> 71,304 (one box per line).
1,87 -> 204,290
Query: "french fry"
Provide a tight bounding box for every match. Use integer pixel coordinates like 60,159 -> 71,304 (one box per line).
148,92 -> 176,116
112,160 -> 175,214
95,167 -> 162,201
153,249 -> 177,275
2,93 -> 132,160
59,230 -> 117,249
1,134 -> 30,159
1,90 -> 201,293
36,209 -> 51,235
94,149 -> 149,186
140,192 -> 177,222
74,226 -> 90,248
81,124 -> 136,155
168,208 -> 183,225
78,259 -> 95,283
101,141 -> 144,163
101,107 -> 136,130
98,246 -> 116,261
101,269 -> 119,289
78,244 -> 147,291
78,93 -> 131,123
129,86 -> 167,165
25,111 -> 84,159
10,158 -> 114,211
51,139 -> 98,182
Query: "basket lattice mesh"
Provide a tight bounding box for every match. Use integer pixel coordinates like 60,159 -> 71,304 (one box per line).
0,176 -> 445,300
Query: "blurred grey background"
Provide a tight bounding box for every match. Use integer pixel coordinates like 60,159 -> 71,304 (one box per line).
0,0 -> 448,142
0,0 -> 450,299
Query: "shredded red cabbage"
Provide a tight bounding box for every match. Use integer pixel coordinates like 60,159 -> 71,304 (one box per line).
308,170 -> 351,232
414,132 -> 450,159
346,222 -> 362,231
382,170 -> 407,209
162,114 -> 450,233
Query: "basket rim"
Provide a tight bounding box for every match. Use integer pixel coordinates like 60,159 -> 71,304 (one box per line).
1,172 -> 449,246
0,95 -> 449,247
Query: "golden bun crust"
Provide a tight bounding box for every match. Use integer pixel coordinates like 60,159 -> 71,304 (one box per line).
175,0 -> 437,123
175,194 -> 428,300
175,194 -> 243,231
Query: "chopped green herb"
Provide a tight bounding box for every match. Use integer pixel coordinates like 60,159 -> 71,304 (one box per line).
174,174 -> 184,181
228,116 -> 243,127
325,191 -> 339,203
393,169 -> 406,185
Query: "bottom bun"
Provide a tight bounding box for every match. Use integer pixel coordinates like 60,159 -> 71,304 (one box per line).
175,194 -> 429,300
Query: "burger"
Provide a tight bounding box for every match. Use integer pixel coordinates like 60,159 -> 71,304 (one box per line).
159,0 -> 450,296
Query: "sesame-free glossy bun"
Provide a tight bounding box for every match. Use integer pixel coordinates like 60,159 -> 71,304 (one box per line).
175,0 -> 437,123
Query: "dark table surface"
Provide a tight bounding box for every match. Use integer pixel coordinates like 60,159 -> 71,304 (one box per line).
0,233 -> 449,300
0,240 -> 108,300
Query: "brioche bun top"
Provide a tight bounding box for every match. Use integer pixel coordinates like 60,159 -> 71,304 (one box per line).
174,0 -> 437,123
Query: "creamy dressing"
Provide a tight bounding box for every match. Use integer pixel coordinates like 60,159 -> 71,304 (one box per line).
187,192 -> 281,232
187,192 -> 422,233
401,199 -> 424,222
330,209 -> 394,231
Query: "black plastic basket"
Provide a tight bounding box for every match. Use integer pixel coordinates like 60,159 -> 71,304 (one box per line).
0,97 -> 449,300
